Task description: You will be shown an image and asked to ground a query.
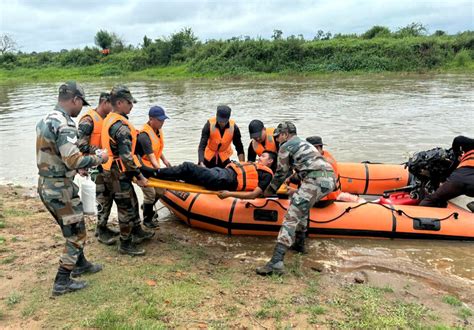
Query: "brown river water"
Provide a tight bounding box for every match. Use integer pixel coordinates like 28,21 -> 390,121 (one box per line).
0,74 -> 472,290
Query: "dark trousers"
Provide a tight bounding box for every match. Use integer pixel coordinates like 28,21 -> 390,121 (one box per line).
155,162 -> 237,190
204,157 -> 231,169
420,180 -> 474,207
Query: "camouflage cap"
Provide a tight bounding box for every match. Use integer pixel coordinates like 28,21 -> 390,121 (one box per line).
110,85 -> 137,104
273,121 -> 297,136
58,81 -> 90,106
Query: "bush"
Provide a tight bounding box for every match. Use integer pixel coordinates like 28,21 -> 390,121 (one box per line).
453,49 -> 472,67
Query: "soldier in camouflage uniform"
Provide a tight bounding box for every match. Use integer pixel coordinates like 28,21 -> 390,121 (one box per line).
77,92 -> 119,245
256,122 -> 336,276
36,81 -> 109,296
101,85 -> 153,256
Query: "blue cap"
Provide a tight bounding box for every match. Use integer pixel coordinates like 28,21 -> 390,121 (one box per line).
149,106 -> 169,121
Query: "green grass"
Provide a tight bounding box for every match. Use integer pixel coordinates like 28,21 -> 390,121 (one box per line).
0,221 -> 5,229
328,284 -> 433,328
2,208 -> 34,218
458,307 -> 473,320
442,295 -> 462,307
1,254 -> 17,264
6,292 -> 22,308
0,236 -> 5,244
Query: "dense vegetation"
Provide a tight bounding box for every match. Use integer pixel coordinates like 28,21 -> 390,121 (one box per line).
0,24 -> 473,80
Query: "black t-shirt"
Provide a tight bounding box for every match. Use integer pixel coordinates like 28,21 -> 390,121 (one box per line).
257,170 -> 273,191
449,167 -> 474,185
136,132 -> 153,157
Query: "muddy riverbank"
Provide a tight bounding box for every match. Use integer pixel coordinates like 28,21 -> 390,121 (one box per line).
0,185 -> 472,328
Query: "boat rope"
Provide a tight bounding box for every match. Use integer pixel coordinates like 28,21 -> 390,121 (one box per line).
338,175 -> 403,181
245,200 -> 459,224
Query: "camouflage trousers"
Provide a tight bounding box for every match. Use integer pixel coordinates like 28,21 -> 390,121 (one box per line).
93,171 -> 114,227
38,176 -> 86,270
141,186 -> 165,205
102,169 -> 140,239
277,175 -> 336,247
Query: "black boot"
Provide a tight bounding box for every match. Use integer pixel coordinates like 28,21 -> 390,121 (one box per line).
291,231 -> 307,254
52,266 -> 88,296
131,225 -> 155,244
96,225 -> 119,245
71,252 -> 103,278
142,203 -> 160,229
256,243 -> 288,276
119,237 -> 146,256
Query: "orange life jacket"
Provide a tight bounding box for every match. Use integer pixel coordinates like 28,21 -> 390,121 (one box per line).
252,127 -> 278,155
80,108 -> 103,149
227,162 -> 274,191
101,112 -> 141,172
204,117 -> 235,163
457,150 -> 474,169
140,123 -> 164,168
321,150 -> 341,201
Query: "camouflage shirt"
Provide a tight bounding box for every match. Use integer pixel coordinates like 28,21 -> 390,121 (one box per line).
36,104 -> 101,178
77,113 -> 98,154
268,135 -> 333,192
108,115 -> 141,177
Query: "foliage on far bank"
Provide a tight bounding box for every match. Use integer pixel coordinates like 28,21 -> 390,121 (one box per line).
0,24 -> 473,80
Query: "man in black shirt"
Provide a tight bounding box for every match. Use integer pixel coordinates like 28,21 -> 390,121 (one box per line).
420,135 -> 474,208
149,151 -> 277,200
198,105 -> 245,168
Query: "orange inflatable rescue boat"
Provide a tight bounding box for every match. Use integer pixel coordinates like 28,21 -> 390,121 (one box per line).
157,162 -> 474,241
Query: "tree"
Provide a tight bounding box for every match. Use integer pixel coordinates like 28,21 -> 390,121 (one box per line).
272,29 -> 283,40
396,22 -> 427,37
433,30 -> 446,36
362,26 -> 391,39
0,34 -> 17,54
94,30 -> 113,50
314,30 -> 331,40
143,35 -> 152,48
110,32 -> 125,52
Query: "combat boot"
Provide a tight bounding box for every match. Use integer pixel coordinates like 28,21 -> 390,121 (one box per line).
52,266 -> 88,296
256,243 -> 288,276
95,225 -> 119,245
131,225 -> 155,244
71,252 -> 103,278
119,237 -> 146,256
291,231 -> 307,254
142,203 -> 160,229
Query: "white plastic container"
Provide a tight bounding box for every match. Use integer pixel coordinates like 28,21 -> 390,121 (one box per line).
81,176 -> 97,215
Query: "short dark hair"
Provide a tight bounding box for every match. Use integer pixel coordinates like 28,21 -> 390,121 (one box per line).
98,92 -> 110,105
262,150 -> 278,172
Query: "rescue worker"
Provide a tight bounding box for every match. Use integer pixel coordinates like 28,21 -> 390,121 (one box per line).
420,135 -> 474,208
256,122 -> 336,276
198,105 -> 245,168
247,119 -> 279,162
77,92 -> 118,245
101,85 -> 153,256
306,136 -> 365,203
306,136 -> 341,201
36,81 -> 108,296
136,106 -> 171,228
148,151 -> 277,200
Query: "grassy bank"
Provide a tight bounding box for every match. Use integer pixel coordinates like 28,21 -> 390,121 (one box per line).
0,185 -> 472,328
0,59 -> 473,84
1,27 -> 473,83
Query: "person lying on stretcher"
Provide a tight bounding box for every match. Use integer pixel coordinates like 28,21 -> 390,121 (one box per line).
142,151 -> 277,200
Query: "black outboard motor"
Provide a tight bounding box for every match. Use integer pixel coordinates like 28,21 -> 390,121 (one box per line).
404,147 -> 457,200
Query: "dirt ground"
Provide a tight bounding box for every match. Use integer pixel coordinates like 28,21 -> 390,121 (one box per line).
0,184 -> 472,329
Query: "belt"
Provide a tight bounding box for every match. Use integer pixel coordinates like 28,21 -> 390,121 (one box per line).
306,170 -> 334,179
